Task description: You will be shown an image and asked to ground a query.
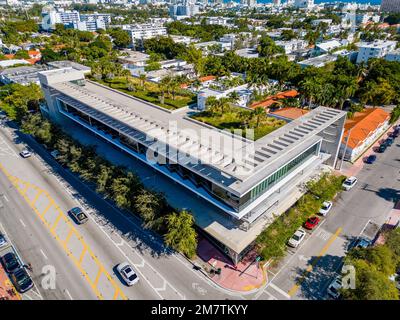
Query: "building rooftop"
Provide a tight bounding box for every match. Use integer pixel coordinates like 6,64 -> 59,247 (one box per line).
298,54 -> 338,68
0,65 -> 45,85
270,107 -> 309,120
343,108 -> 390,149
356,40 -> 397,49
43,69 -> 346,197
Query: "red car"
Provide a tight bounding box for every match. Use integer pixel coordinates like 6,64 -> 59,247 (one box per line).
304,217 -> 320,230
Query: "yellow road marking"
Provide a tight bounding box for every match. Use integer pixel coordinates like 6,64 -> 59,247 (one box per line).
4,279 -> 22,300
0,163 -> 127,300
93,267 -> 103,287
29,190 -> 43,206
50,212 -> 63,232
288,227 -> 342,297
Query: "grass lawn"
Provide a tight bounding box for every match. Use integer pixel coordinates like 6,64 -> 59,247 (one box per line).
95,77 -> 196,110
192,107 -> 286,140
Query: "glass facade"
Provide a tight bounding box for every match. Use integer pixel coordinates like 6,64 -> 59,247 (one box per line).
249,143 -> 319,201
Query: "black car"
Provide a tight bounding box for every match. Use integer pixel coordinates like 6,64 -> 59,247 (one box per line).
1,252 -> 21,273
365,154 -> 377,164
68,207 -> 88,224
10,268 -> 33,293
385,137 -> 394,146
378,144 -> 387,153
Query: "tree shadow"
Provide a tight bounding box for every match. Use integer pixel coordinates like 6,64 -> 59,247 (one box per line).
375,187 -> 400,203
14,129 -> 171,259
293,254 -> 344,300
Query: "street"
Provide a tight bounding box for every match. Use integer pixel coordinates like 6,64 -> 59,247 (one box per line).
0,117 -> 398,300
0,121 -> 243,300
255,127 -> 400,300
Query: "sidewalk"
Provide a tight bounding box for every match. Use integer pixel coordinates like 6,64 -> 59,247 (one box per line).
340,124 -> 396,177
375,200 -> 400,246
196,236 -> 267,293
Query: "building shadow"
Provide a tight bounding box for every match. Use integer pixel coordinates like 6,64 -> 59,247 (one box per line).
375,187 -> 400,203
14,128 -> 171,258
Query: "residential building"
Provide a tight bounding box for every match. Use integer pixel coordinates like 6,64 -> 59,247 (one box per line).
381,0 -> 400,13
122,24 -> 167,47
275,40 -> 308,54
314,40 -> 342,55
38,66 -> 346,264
340,108 -> 390,162
385,49 -> 400,62
298,54 -> 338,68
293,0 -> 314,9
356,40 -> 397,64
0,65 -> 45,86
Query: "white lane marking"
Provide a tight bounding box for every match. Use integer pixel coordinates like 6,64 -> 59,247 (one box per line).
3,194 -> 9,202
62,182 -> 184,300
269,283 -> 291,299
40,249 -> 48,260
254,220 -> 327,300
359,219 -> 371,237
0,135 -> 18,157
64,289 -> 73,300
19,219 -> 26,228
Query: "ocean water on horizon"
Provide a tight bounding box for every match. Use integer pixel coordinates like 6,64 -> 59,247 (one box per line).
225,0 -> 381,5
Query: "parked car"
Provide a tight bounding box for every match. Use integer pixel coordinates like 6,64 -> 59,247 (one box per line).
116,262 -> 139,286
288,229 -> 306,248
319,201 -> 333,216
385,137 -> 394,147
390,130 -> 399,138
342,176 -> 357,191
1,252 -> 21,273
304,217 -> 321,230
0,234 -> 7,248
378,144 -> 387,153
50,150 -> 60,159
19,149 -> 32,158
352,237 -> 371,250
327,276 -> 342,299
68,207 -> 88,224
365,154 -> 377,164
10,268 -> 33,293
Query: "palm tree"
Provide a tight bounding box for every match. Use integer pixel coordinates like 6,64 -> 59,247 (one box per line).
138,73 -> 146,90
253,107 -> 265,128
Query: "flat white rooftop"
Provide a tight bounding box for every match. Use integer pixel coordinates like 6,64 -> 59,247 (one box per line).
44,70 -> 346,196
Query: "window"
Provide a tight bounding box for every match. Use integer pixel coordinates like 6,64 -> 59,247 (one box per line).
249,143 -> 319,201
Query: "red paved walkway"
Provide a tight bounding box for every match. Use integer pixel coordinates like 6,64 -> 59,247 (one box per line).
197,236 -> 267,292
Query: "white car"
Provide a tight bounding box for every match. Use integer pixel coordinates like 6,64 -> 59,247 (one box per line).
288,229 -> 306,248
342,176 -> 357,191
116,262 -> 139,286
319,201 -> 333,216
0,233 -> 7,248
327,276 -> 342,299
20,149 -> 32,158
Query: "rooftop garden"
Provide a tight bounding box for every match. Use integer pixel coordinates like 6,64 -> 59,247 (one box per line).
93,75 -> 196,110
191,97 -> 286,140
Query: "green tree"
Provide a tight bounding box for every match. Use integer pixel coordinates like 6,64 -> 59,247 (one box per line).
164,210 -> 197,258
341,259 -> 399,300
109,28 -> 130,48
390,105 -> 400,124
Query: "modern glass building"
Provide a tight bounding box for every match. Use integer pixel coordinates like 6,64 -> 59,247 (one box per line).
38,67 -> 347,263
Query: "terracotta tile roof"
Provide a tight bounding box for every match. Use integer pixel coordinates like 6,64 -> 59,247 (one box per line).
199,75 -> 216,82
270,107 -> 309,120
28,50 -> 41,57
25,57 -> 40,64
4,54 -> 15,59
343,108 -> 390,150
249,90 -> 299,110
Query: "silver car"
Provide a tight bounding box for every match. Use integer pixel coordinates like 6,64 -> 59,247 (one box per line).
20,149 -> 32,158
116,262 -> 139,286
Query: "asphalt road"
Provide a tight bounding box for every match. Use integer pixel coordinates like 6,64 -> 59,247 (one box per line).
0,121 -> 242,300
255,126 -> 400,300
